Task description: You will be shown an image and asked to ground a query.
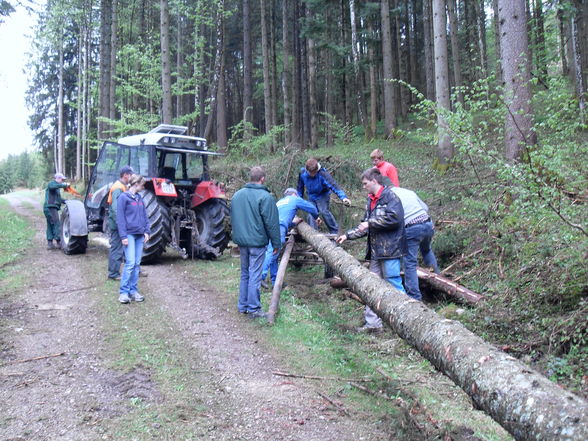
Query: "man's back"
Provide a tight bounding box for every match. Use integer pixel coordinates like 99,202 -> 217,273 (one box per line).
231,183 -> 280,248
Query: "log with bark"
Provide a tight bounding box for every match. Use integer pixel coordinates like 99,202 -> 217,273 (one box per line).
267,234 -> 296,324
416,267 -> 483,304
296,222 -> 588,441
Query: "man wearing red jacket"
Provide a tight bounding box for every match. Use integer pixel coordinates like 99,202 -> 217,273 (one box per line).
370,149 -> 399,187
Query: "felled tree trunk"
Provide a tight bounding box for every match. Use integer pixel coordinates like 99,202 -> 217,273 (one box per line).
297,222 -> 588,441
417,267 -> 483,304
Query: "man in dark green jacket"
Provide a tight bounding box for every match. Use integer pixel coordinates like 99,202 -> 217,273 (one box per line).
230,166 -> 280,319
43,173 -> 69,249
107,165 -> 134,280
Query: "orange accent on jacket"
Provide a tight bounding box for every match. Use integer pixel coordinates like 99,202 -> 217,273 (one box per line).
107,180 -> 127,205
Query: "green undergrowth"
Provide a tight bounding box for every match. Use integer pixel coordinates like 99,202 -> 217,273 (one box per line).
0,198 -> 34,277
190,256 -> 511,441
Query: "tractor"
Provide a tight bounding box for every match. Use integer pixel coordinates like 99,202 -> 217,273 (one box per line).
60,125 -> 230,262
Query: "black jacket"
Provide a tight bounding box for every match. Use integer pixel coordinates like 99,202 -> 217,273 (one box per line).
346,186 -> 406,260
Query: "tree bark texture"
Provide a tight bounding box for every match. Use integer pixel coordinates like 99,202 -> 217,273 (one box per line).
260,0 -> 272,135
381,0 -> 397,137
160,0 -> 173,124
432,0 -> 453,165
498,0 -> 536,162
349,0 -> 366,127
243,0 -> 253,134
423,0 -> 435,100
281,0 -> 291,144
416,267 -> 482,304
216,52 -> 227,148
267,234 -> 296,324
109,0 -> 118,121
307,6 -> 318,149
296,222 -> 588,441
98,0 -> 112,139
446,0 -> 463,105
57,39 -> 65,174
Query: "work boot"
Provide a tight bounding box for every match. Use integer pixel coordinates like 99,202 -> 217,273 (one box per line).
47,241 -> 54,250
54,240 -> 61,250
139,270 -> 148,278
248,310 -> 267,320
260,280 -> 270,290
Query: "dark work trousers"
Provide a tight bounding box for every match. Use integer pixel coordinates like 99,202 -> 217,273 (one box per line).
108,228 -> 124,278
43,207 -> 61,241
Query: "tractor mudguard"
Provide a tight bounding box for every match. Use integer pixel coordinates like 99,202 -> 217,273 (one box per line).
191,181 -> 226,208
64,200 -> 89,236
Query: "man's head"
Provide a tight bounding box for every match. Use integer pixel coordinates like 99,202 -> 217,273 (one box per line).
305,158 -> 320,177
250,166 -> 266,184
361,168 -> 383,195
370,149 -> 385,166
54,172 -> 66,183
283,188 -> 299,197
119,165 -> 134,184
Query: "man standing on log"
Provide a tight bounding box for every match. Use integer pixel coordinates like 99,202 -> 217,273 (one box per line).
231,166 -> 281,319
336,168 -> 407,333
297,158 -> 351,234
370,149 -> 400,187
391,186 -> 440,301
260,188 -> 321,289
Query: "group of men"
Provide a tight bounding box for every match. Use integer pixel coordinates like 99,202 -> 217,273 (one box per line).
230,149 -> 439,331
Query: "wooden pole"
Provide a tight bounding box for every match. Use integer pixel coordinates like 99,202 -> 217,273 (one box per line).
296,221 -> 588,441
267,234 -> 296,324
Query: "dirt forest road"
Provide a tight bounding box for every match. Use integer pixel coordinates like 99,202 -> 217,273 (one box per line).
0,192 -> 398,440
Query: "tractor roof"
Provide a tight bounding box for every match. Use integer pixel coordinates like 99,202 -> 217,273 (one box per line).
118,124 -> 209,151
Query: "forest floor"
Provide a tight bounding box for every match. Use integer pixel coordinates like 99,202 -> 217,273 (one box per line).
0,190 -> 513,441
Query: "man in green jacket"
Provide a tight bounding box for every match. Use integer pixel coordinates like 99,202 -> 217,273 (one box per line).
107,165 -> 134,280
230,166 -> 280,319
43,172 -> 69,249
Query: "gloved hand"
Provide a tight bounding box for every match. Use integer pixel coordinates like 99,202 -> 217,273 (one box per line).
342,198 -> 351,207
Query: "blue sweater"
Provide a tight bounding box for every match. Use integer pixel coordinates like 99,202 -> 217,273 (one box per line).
276,195 -> 319,228
296,165 -> 347,201
116,191 -> 151,239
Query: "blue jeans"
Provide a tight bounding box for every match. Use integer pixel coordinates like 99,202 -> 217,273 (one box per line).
108,228 -> 124,278
120,234 -> 144,295
308,193 -> 339,234
404,221 -> 439,301
365,258 -> 406,328
261,225 -> 287,284
238,246 -> 266,313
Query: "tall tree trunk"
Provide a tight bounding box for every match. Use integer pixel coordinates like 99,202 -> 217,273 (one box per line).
498,0 -> 536,161
396,6 -> 409,118
473,0 -> 488,78
57,37 -> 65,174
446,0 -> 463,105
368,20 -> 377,139
533,0 -> 548,86
571,9 -> 587,113
260,0 -> 273,138
281,0 -> 291,144
216,52 -> 227,148
300,26 -> 311,148
99,0 -> 113,139
243,0 -> 253,136
408,0 -> 417,93
291,0 -> 302,146
557,5 -> 569,76
381,0 -> 397,137
423,0 -> 435,100
76,28 -> 83,181
349,0 -> 366,127
432,0 -> 453,167
572,0 -> 588,110
492,0 -> 503,84
297,221 -> 588,441
203,1 -> 225,140
307,6 -> 318,149
160,0 -> 173,124
268,0 -> 278,132
109,0 -> 118,122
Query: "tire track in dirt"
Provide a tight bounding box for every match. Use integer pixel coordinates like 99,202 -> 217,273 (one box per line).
142,258 -> 391,441
0,195 -> 146,440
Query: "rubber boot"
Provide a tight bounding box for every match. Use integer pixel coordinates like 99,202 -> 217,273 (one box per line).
54,240 -> 61,250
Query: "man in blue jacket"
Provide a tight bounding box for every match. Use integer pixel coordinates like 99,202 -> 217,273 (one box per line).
297,158 -> 351,234
230,166 -> 281,319
261,188 -> 320,288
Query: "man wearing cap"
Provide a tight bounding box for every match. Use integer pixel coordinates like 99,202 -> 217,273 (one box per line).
107,165 -> 134,280
43,173 -> 70,250
261,188 -> 320,288
296,158 -> 351,234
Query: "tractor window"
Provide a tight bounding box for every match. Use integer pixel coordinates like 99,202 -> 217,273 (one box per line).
86,142 -> 128,209
186,154 -> 204,180
129,147 -> 150,176
162,153 -> 183,180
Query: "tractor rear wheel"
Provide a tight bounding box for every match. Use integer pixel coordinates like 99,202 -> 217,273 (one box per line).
192,199 -> 230,259
61,204 -> 88,255
140,190 -> 171,263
